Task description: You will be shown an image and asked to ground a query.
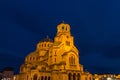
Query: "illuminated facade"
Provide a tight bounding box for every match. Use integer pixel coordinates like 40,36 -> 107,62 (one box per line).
15,22 -> 92,80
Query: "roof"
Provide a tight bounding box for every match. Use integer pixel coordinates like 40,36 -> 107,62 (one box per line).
26,51 -> 38,57
3,67 -> 14,71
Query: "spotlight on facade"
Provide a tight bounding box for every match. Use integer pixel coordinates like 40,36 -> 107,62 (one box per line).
107,77 -> 112,80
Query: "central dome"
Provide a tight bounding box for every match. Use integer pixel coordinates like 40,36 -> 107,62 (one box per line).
40,36 -> 53,42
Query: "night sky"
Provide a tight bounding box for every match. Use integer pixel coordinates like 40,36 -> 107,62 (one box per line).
0,0 -> 120,74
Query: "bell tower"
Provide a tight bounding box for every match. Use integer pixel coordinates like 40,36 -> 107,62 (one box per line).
57,21 -> 70,34
54,22 -> 74,48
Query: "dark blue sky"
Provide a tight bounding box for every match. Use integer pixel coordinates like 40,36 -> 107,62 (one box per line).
0,0 -> 120,74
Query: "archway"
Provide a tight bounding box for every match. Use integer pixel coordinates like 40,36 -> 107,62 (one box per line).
45,76 -> 47,80
68,73 -> 72,80
73,73 -> 76,80
48,76 -> 50,80
33,74 -> 37,80
77,73 -> 80,80
41,76 -> 43,80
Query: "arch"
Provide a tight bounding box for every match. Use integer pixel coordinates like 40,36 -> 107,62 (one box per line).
41,76 -> 43,80
73,73 -> 76,80
45,44 -> 46,47
33,74 -> 37,80
48,44 -> 49,47
66,27 -> 67,31
68,73 -> 72,80
45,76 -> 47,80
89,77 -> 91,80
62,26 -> 64,30
69,55 -> 75,65
30,57 -> 31,61
48,76 -> 50,80
33,57 -> 35,60
77,73 -> 80,80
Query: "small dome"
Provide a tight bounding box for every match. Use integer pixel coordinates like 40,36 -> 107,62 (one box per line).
40,36 -> 53,42
26,51 -> 38,57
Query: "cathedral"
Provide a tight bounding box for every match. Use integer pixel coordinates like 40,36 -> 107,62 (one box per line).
15,22 -> 92,80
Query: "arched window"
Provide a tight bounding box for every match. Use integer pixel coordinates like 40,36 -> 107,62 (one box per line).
33,57 -> 35,61
69,55 -> 75,65
33,74 -> 37,80
68,73 -> 72,80
66,41 -> 70,46
62,26 -> 64,30
30,57 -> 31,61
66,27 -> 67,31
48,44 -> 49,47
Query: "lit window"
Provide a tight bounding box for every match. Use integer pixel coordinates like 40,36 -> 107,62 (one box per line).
66,41 -> 70,46
69,55 -> 75,65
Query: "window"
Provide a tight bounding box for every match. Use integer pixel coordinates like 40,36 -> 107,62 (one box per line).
48,44 -> 49,47
55,58 -> 56,62
66,41 -> 70,46
30,57 -> 31,61
62,26 -> 64,30
69,55 -> 75,65
67,36 -> 69,38
33,57 -> 35,60
54,51 -> 57,56
66,27 -> 67,30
